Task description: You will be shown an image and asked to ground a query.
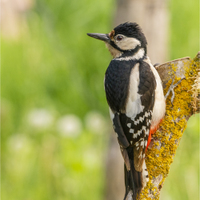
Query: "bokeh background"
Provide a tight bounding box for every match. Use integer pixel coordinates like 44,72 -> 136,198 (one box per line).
1,0 -> 199,200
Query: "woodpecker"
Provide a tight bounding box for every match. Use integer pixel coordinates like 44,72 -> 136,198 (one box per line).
87,22 -> 166,200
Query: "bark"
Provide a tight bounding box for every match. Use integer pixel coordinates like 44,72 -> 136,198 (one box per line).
138,52 -> 200,199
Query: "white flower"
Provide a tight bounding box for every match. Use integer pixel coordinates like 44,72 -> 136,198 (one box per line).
56,114 -> 82,137
28,108 -> 54,129
85,111 -> 107,134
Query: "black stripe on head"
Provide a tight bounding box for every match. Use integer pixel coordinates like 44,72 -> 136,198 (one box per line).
109,40 -> 142,55
114,22 -> 147,47
109,40 -> 124,52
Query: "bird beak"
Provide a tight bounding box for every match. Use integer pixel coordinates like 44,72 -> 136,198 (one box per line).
87,33 -> 110,43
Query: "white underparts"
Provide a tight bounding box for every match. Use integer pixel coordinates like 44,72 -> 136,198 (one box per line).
115,48 -> 145,61
144,57 -> 166,128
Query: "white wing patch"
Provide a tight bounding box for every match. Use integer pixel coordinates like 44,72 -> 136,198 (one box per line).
126,98 -> 144,119
125,64 -> 145,118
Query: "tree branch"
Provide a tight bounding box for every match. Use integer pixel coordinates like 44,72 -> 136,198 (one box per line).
138,52 -> 200,199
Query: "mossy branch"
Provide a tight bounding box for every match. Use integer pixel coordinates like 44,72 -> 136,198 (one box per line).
138,52 -> 200,200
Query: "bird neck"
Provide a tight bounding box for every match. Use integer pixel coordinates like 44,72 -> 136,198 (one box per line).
115,47 -> 147,61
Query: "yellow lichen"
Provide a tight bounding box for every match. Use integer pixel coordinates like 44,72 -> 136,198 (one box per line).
138,54 -> 199,199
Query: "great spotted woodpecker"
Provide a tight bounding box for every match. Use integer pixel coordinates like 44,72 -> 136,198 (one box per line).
87,22 -> 166,200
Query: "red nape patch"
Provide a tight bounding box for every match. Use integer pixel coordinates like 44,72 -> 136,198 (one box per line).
146,119 -> 163,150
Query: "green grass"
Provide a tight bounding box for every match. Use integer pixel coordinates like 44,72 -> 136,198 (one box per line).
2,0 -> 114,199
1,0 -> 199,199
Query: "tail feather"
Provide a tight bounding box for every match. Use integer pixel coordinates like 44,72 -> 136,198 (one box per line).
124,147 -> 148,200
124,164 -> 136,200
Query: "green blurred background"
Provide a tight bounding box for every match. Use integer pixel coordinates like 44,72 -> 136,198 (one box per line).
1,0 -> 199,200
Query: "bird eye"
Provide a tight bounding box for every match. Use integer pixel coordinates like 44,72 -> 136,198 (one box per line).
116,35 -> 123,41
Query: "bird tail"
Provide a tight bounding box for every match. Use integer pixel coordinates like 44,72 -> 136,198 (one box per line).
123,149 -> 149,200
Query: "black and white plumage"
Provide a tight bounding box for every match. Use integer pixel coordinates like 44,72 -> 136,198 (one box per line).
87,22 -> 165,200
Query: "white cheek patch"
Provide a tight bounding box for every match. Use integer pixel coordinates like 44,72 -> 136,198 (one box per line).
116,37 -> 141,50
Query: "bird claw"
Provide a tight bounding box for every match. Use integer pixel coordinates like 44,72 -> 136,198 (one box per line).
165,78 -> 184,104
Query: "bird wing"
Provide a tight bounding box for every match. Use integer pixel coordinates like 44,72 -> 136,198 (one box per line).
108,60 -> 156,172
121,61 -> 156,172
105,59 -> 156,172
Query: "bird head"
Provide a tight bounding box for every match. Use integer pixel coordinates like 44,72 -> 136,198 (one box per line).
87,22 -> 147,59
